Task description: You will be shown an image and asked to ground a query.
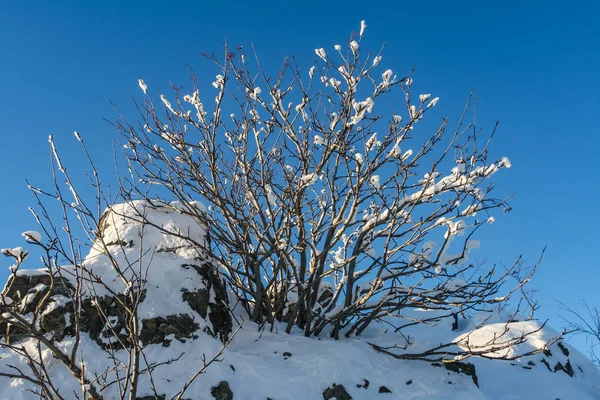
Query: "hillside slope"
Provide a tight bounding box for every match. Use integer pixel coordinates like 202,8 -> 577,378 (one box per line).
1,201 -> 599,399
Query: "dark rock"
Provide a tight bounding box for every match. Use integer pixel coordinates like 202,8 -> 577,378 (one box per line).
2,273 -> 51,305
378,386 -> 392,393
451,313 -> 459,331
181,262 -> 232,343
211,381 -> 233,400
40,302 -> 74,341
540,357 -> 575,377
1,272 -> 76,343
541,358 -> 553,372
79,290 -> 146,349
323,384 -> 352,400
140,314 -> 199,346
442,362 -> 479,388
2,273 -> 74,314
182,288 -> 210,318
105,239 -> 134,248
557,342 -> 570,356
356,379 -> 369,389
554,360 -> 574,377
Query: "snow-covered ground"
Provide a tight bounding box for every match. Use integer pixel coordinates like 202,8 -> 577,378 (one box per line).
3,317 -> 599,399
1,201 -> 599,399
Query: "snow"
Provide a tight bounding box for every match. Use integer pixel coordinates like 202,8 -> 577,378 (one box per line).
428,97 -> 440,108
300,173 -> 318,187
387,143 -> 401,158
365,132 -> 380,151
1,202 -> 599,399
21,230 -> 41,243
360,20 -> 367,37
1,247 -> 28,265
2,315 -> 598,399
370,175 -> 381,190
349,97 -> 375,125
138,78 -> 147,94
314,135 -> 325,145
315,48 -> 327,60
381,69 -> 393,87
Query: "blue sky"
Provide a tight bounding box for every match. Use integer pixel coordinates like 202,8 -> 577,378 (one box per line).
1,1 -> 599,353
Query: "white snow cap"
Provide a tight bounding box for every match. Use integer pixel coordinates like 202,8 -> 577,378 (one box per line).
315,48 -> 327,60
21,231 -> 42,243
370,175 -> 381,190
138,79 -> 147,94
300,173 -> 319,186
360,20 -> 367,36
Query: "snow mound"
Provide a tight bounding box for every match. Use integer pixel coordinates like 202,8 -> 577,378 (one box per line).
0,201 -> 599,399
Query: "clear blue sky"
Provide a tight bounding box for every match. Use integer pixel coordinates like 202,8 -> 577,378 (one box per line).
1,1 -> 598,353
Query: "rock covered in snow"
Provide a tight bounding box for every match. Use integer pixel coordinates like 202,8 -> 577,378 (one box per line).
1,202 -> 599,399
1,200 -> 232,348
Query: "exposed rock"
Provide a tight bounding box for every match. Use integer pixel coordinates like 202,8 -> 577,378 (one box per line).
323,384 -> 352,400
211,381 -> 233,400
79,290 -> 147,349
140,314 -> 199,346
434,362 -> 479,388
40,302 -> 74,341
181,262 -> 232,342
538,343 -> 575,377
554,360 -> 574,377
378,385 -> 392,393
1,272 -> 75,343
356,379 -> 369,389
2,273 -> 74,314
557,342 -> 570,356
182,288 -> 210,318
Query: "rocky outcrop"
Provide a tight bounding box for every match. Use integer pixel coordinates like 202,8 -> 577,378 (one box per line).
432,361 -> 479,387
181,262 -> 232,342
323,384 -> 352,400
211,381 -> 234,400
0,201 -> 232,350
1,272 -> 75,343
